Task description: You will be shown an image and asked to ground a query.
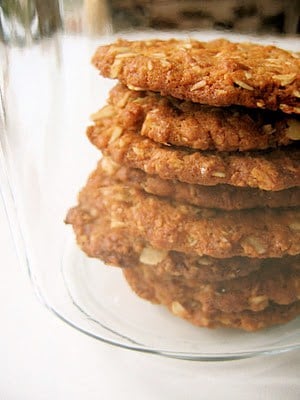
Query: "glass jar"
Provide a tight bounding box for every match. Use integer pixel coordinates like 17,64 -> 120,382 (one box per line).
0,0 -> 299,361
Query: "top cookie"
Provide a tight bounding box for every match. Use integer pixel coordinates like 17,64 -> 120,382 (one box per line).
92,38 -> 300,113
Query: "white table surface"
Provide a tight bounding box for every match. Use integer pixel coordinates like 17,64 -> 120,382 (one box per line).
1,192 -> 300,400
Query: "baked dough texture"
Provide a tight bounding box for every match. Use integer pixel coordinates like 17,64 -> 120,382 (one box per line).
92,38 -> 300,113
87,122 -> 300,192
104,83 -> 300,151
123,266 -> 300,331
67,164 -> 300,259
98,157 -> 300,210
66,37 -> 300,331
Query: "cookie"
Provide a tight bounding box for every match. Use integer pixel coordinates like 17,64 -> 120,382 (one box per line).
123,266 -> 300,331
66,199 -> 274,282
66,199 -> 300,312
66,204 -> 263,282
65,205 -> 144,268
123,257 -> 300,312
87,119 -> 300,191
92,38 -> 300,113
104,83 -> 300,151
68,166 -> 300,258
100,157 -> 300,210
66,186 -> 300,314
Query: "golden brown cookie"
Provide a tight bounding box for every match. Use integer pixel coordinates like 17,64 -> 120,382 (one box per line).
66,204 -> 263,282
104,84 -> 300,151
92,38 -> 300,113
123,259 -> 300,313
123,266 -> 300,331
100,157 -> 300,210
65,205 -> 144,268
87,118 -> 300,191
67,165 -> 300,258
66,200 -> 300,313
66,198 -> 276,283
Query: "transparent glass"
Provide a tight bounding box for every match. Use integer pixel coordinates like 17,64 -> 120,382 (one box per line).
0,1 -> 299,361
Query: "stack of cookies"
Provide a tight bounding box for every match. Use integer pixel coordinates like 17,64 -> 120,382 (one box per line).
66,38 -> 300,331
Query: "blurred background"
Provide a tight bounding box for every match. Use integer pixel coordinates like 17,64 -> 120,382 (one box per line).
0,0 -> 299,46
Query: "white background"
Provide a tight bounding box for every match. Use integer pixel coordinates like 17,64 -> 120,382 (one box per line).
1,199 -> 300,400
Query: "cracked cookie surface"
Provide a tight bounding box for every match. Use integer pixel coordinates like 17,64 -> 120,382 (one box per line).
87,116 -> 300,191
66,164 -> 300,259
99,157 -> 300,210
104,84 -> 300,151
92,38 -> 300,113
